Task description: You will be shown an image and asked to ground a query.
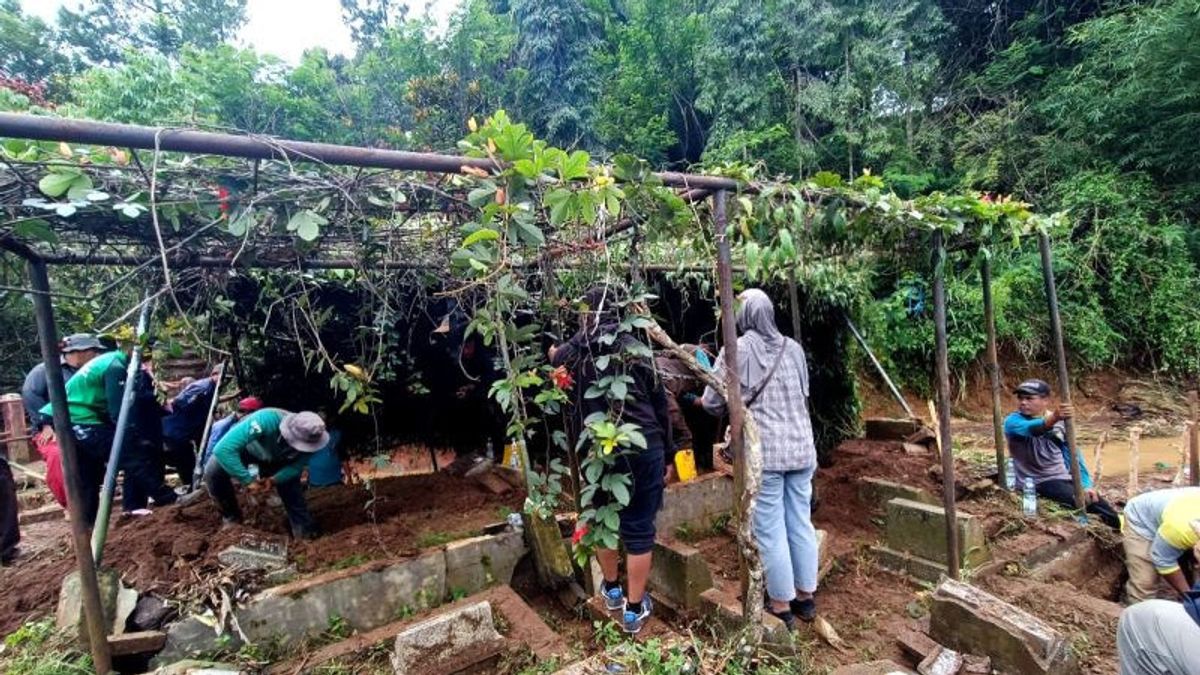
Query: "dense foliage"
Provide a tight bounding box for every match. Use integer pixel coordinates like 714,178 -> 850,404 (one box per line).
3,0 -> 1199,395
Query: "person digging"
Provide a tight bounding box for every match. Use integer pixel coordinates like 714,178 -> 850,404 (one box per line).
204,408 -> 328,540
1004,378 -> 1119,528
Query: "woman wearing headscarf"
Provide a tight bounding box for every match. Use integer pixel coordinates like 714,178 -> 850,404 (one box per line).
695,288 -> 818,628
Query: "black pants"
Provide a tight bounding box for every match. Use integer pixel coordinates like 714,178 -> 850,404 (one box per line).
607,446 -> 665,555
72,424 -> 114,528
0,460 -> 20,562
163,437 -> 197,490
1037,479 -> 1120,529
120,438 -> 177,511
202,459 -> 318,538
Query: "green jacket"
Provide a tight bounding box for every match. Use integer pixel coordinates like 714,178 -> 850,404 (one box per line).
40,351 -> 128,426
212,408 -> 309,484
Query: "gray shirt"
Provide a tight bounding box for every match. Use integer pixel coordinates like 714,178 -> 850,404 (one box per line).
21,361 -> 79,429
702,338 -> 816,472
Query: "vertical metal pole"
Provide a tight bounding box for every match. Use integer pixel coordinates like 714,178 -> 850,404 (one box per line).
91,294 -> 153,563
1189,391 -> 1199,487
27,259 -> 113,673
713,190 -> 747,593
981,256 -> 1007,487
1037,232 -> 1086,509
931,231 -> 961,580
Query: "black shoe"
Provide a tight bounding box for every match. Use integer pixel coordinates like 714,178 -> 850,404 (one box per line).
790,597 -> 816,622
767,606 -> 796,631
1,549 -> 20,566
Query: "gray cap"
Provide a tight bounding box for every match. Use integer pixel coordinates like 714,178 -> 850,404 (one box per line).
280,411 -> 330,453
61,333 -> 104,353
1014,379 -> 1052,397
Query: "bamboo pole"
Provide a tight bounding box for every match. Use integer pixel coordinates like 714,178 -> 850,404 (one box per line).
1092,430 -> 1108,486
28,259 -> 113,673
1189,391 -> 1199,487
981,256 -> 1006,487
1128,426 -> 1142,500
1037,232 -> 1086,509
846,315 -> 915,419
931,230 -> 961,580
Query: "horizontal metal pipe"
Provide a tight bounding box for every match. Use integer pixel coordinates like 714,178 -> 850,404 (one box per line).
0,113 -> 743,191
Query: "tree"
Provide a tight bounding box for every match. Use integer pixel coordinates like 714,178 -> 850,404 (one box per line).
340,0 -> 409,48
0,0 -> 68,85
511,0 -> 604,148
56,0 -> 248,66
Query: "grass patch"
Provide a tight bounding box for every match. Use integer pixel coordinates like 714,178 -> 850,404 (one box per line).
0,619 -> 92,675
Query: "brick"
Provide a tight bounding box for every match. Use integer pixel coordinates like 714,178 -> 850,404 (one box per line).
894,627 -> 939,662
884,498 -> 989,569
929,579 -> 1078,675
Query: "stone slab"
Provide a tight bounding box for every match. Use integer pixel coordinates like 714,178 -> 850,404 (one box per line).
655,472 -> 733,536
860,478 -> 936,508
390,600 -> 502,674
650,540 -> 714,611
57,567 -> 124,643
217,544 -> 288,572
697,587 -> 791,647
885,498 -> 989,569
832,661 -> 917,675
918,645 -> 963,675
865,418 -> 925,441
929,579 -> 1078,675
444,531 -> 526,596
873,546 -> 948,584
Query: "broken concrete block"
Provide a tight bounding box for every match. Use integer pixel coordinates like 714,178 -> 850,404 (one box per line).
390,600 -> 504,674
524,512 -> 574,587
917,645 -> 963,675
114,584 -> 139,635
217,544 -> 287,572
929,579 -> 1078,675
444,531 -> 527,595
865,418 -> 924,441
884,498 -> 990,569
697,588 -> 791,646
108,630 -> 167,656
832,661 -> 917,675
650,540 -> 714,610
859,478 -> 936,508
655,472 -> 734,535
57,567 -> 124,643
264,565 -> 298,585
873,546 -> 948,583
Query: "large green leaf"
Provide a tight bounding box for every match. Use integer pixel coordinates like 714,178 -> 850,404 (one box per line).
462,227 -> 500,247
38,170 -> 81,198
287,210 -> 327,242
13,219 -> 58,244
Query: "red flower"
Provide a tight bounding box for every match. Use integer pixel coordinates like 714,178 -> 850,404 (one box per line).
571,524 -> 588,545
552,365 -> 573,390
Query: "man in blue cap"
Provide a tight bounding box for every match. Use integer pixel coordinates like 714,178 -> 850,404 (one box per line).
1004,378 -> 1118,527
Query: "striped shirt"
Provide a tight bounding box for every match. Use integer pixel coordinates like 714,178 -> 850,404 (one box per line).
701,338 -> 816,472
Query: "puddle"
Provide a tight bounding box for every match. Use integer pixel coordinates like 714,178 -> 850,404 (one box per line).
1097,434 -> 1189,474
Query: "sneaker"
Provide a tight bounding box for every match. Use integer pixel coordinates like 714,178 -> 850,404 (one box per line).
622,594 -> 653,634
602,584 -> 625,612
790,597 -> 816,623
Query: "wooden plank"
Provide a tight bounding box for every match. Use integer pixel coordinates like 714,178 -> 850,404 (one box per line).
107,630 -> 166,656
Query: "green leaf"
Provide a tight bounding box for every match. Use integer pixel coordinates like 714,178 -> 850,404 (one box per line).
13,219 -> 57,244
288,210 -> 328,242
38,170 -> 81,198
228,208 -> 257,237
467,185 -> 497,207
65,174 -> 94,202
610,481 -> 630,506
462,227 -> 501,247
543,188 -> 573,226
559,150 -> 590,181
610,377 -> 628,400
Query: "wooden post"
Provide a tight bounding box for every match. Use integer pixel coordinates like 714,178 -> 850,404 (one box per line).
712,190 -> 751,602
1,394 -> 32,463
1092,430 -> 1108,486
981,256 -> 1006,486
1189,391 -> 1199,487
28,259 -> 112,674
1037,232 -> 1085,510
1128,426 -> 1142,500
931,231 -> 960,580
787,267 -> 803,342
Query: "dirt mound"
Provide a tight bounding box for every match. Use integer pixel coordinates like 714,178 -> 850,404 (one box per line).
0,472 -> 524,636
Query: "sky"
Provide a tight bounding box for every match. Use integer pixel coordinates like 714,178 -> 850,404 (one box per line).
19,0 -> 463,64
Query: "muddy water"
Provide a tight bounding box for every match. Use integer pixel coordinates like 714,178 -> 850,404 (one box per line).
1094,432 -> 1190,475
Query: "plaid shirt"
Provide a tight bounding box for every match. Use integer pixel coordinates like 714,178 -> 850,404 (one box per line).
702,339 -> 816,472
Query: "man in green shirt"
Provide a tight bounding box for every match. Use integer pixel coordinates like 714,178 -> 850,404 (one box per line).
40,347 -> 128,527
203,408 -> 328,539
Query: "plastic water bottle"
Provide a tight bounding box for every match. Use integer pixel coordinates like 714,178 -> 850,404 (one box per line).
1005,457 -> 1016,491
1022,478 -> 1037,517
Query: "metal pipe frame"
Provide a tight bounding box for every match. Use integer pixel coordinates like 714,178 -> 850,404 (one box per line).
931,230 -> 961,580
1037,232 -> 1086,510
0,113 -> 743,191
26,258 -> 113,673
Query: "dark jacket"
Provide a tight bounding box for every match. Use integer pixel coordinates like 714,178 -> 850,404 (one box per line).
551,323 -> 672,452
163,379 -> 216,442
21,361 -> 79,429
104,366 -> 165,447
